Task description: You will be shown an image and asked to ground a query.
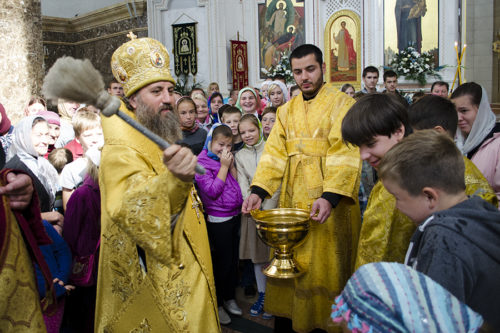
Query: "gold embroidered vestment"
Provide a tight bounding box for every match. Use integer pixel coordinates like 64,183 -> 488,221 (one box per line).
95,103 -> 219,332
251,83 -> 361,333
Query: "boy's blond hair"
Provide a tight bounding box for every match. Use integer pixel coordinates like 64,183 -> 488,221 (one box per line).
379,130 -> 466,196
72,107 -> 101,137
48,148 -> 73,174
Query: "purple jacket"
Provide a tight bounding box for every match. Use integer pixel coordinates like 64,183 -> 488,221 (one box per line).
63,175 -> 101,257
195,149 -> 243,217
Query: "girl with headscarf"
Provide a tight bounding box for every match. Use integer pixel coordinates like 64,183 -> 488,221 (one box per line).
195,123 -> 243,325
267,80 -> 288,107
5,115 -> 63,231
451,82 -> 500,204
236,87 -> 262,119
235,114 -> 280,319
208,92 -> 224,123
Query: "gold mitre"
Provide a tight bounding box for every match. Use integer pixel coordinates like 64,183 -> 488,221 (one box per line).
111,33 -> 175,97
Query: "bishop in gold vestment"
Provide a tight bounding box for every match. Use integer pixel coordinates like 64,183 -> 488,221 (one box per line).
355,156 -> 498,269
95,36 -> 219,332
251,83 -> 361,332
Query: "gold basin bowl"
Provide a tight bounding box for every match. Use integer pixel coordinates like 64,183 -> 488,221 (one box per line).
251,208 -> 310,279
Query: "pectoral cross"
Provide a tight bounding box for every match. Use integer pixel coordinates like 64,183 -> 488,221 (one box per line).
127,31 -> 137,40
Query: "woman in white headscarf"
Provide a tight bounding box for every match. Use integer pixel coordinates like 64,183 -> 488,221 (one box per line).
451,82 -> 500,204
5,115 -> 64,230
267,80 -> 288,107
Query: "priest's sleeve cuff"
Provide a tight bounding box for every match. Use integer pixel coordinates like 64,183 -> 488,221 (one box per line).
251,186 -> 269,201
321,192 -> 343,209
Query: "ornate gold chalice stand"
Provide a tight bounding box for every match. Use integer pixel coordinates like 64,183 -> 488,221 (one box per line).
251,208 -> 311,279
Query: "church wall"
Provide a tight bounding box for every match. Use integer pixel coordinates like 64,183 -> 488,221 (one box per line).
41,0 -> 124,19
149,0 -> 322,95
464,0 -> 494,99
43,1 -> 147,90
0,0 -> 44,123
145,0 -> 487,95
322,0 -> 461,91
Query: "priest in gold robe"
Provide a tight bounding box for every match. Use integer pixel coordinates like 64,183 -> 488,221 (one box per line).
95,36 -> 219,332
243,44 -> 361,333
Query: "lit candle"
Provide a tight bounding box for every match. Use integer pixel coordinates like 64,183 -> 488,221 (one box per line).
458,44 -> 467,84
450,41 -> 460,94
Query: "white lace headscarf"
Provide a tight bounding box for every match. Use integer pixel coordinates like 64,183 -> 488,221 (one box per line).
7,116 -> 60,204
455,86 -> 496,155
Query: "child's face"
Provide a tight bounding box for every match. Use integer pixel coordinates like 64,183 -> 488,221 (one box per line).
239,91 -> 257,114
382,179 -> 433,224
209,85 -> 219,94
262,113 -> 276,137
239,121 -> 260,146
211,96 -> 223,115
223,113 -> 242,137
194,99 -> 209,122
269,86 -> 284,107
210,134 -> 233,157
359,126 -> 405,169
177,101 -> 196,128
48,124 -> 60,145
77,127 -> 104,152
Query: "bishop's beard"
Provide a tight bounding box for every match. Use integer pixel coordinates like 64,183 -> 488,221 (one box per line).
134,99 -> 182,144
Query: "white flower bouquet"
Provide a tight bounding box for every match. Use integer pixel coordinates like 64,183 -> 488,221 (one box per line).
389,46 -> 442,85
261,53 -> 295,84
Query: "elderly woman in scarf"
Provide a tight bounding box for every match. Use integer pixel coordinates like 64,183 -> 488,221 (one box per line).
451,82 -> 500,204
331,262 -> 485,332
5,115 -> 63,233
55,99 -> 80,148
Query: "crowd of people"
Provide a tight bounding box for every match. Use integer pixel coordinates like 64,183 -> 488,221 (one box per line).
0,35 -> 499,333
